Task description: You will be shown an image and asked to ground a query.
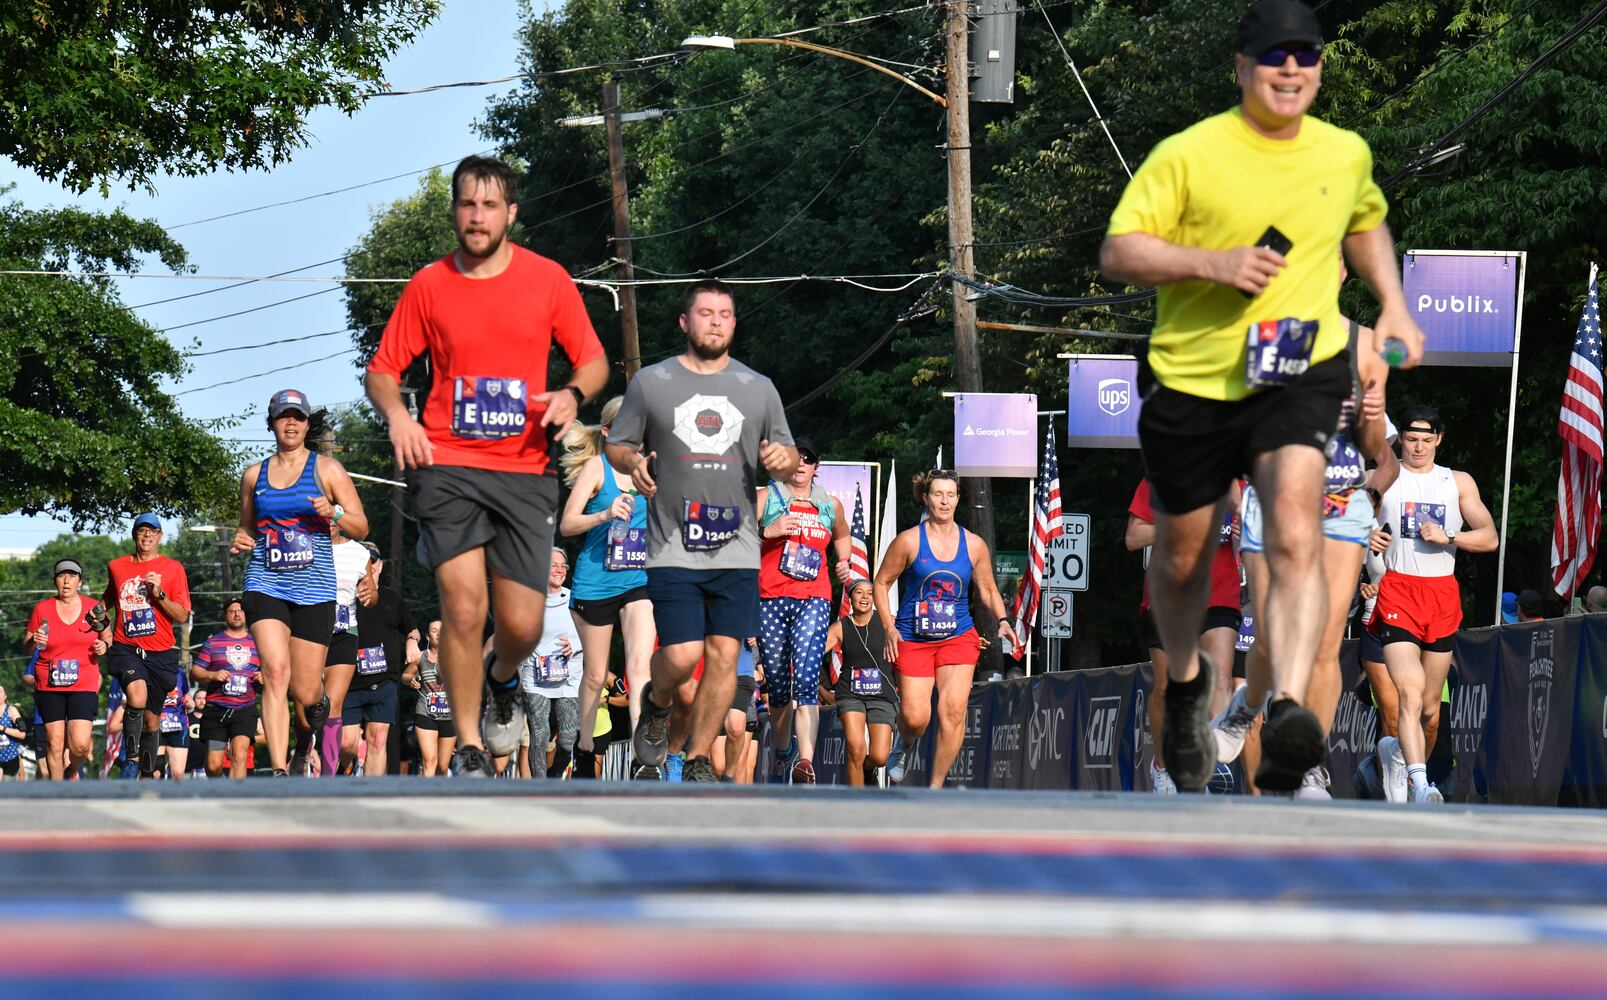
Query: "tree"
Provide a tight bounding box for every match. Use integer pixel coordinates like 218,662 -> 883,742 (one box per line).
1,1 -> 442,193
0,193 -> 241,526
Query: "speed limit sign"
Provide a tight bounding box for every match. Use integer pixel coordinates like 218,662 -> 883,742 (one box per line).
1042,514 -> 1090,592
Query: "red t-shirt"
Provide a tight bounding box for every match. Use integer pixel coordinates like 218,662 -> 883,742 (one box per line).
26,597 -> 103,693
105,554 -> 191,651
1129,480 -> 1241,612
758,491 -> 836,601
367,246 -> 606,475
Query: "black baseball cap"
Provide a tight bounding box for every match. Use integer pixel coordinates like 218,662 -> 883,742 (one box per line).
1399,404 -> 1442,435
1517,589 -> 1546,618
795,437 -> 821,464
1239,0 -> 1323,55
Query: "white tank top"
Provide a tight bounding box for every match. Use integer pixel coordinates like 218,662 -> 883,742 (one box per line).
1379,464 -> 1463,577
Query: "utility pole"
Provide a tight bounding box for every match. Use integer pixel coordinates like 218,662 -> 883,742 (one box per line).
603,79 -> 642,381
944,1 -> 994,551
390,387 -> 415,595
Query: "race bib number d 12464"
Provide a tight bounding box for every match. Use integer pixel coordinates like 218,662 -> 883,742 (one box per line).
682,501 -> 741,552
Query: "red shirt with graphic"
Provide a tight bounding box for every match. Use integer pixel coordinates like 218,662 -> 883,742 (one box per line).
105,554 -> 191,651
26,597 -> 103,693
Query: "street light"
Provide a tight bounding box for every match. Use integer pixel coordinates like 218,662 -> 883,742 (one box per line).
680,35 -> 948,107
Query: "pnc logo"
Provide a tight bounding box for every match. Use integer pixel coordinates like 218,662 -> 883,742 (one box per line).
1097,378 -> 1131,416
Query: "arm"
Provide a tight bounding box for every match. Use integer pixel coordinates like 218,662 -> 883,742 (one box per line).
1343,222 -> 1424,368
232,463 -> 260,555
533,355 -> 610,442
1449,472 -> 1500,554
1124,513 -> 1155,552
1100,232 -> 1288,296
405,628 -> 421,668
830,497 -> 853,583
605,442 -> 655,496
311,458 -> 370,540
873,531 -> 914,662
365,370 -> 434,470
559,457 -> 612,537
823,620 -> 842,656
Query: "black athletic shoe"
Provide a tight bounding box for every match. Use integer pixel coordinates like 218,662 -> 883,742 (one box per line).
631,761 -> 664,780
571,747 -> 597,780
271,768 -> 290,777
304,694 -> 330,732
1256,697 -> 1326,793
1161,652 -> 1218,792
450,744 -> 495,778
683,756 -> 719,783
632,682 -> 671,769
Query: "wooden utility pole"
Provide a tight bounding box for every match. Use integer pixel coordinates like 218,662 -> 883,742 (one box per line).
944,2 -> 994,551
603,79 -> 642,381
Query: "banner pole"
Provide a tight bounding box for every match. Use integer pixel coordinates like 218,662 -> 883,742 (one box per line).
1494,251 -> 1528,624
1025,480 -> 1035,678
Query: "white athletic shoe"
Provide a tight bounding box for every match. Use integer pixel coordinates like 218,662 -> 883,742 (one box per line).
1293,766 -> 1332,800
1418,783 -> 1445,805
1211,684 -> 1260,764
1377,736 -> 1409,804
1151,763 -> 1177,796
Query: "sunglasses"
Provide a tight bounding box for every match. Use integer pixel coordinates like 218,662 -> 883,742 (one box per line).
1255,45 -> 1322,68
926,468 -> 958,479
798,452 -> 819,465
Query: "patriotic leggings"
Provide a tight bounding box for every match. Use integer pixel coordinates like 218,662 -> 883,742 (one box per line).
757,596 -> 833,708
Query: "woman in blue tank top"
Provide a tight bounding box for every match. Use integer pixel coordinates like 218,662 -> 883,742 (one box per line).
873,470 -> 1016,788
557,396 -> 656,779
232,388 -> 369,777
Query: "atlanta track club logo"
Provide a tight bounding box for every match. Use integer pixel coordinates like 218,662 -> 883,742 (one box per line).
672,394 -> 744,456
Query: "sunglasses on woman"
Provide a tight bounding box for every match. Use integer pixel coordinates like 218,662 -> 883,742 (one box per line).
1255,45 -> 1322,68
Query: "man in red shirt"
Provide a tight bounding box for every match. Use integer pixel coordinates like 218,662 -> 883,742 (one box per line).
1126,479 -> 1241,793
103,513 -> 192,779
365,155 -> 609,777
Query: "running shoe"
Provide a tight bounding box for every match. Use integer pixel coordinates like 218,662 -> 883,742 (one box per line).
631,761 -> 664,780
1294,766 -> 1332,800
1150,763 -> 1177,795
1161,653 -> 1218,792
289,747 -> 312,777
791,757 -> 817,785
631,682 -> 671,769
304,694 -> 330,733
570,748 -> 596,780
1376,736 -> 1409,804
1206,762 -> 1236,795
270,768 -> 290,777
1255,697 -> 1326,794
886,731 -> 914,785
1418,783 -> 1445,805
683,756 -> 719,783
481,655 -> 525,758
768,734 -> 798,785
449,744 -> 494,778
1211,684 -> 1260,764
665,752 -> 684,783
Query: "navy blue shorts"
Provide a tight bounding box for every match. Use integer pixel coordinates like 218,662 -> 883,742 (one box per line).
646,568 -> 759,647
1360,625 -> 1384,665
344,683 -> 398,727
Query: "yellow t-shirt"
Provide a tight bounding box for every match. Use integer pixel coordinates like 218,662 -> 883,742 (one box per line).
1106,108 -> 1388,401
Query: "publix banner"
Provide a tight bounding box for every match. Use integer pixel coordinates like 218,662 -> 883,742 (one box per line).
1065,354 -> 1140,449
954,392 -> 1037,477
1402,250 -> 1524,366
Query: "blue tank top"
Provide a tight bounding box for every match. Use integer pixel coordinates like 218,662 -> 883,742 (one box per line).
571,462 -> 649,600
895,522 -> 975,642
242,452 -> 336,604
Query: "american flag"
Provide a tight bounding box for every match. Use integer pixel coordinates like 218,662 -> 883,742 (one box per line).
831,485 -> 872,682
1551,265 -> 1604,601
1010,424 -> 1064,659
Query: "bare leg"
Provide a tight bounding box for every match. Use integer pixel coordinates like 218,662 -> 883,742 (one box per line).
1147,646 -> 1168,771
1250,446 -> 1329,704
843,711 -> 869,786
1148,498 -> 1228,684
686,636 -> 739,761
619,600 -> 657,730
251,619 -> 293,770
572,618 -> 614,755
927,661 -> 976,788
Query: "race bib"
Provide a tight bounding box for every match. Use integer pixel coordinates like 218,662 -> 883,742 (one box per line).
266,526 -> 315,571
49,658 -> 81,687
1245,318 -> 1318,389
914,600 -> 959,640
426,691 -> 451,718
125,607 -> 157,638
223,672 -> 251,697
1218,507 -> 1236,546
1400,502 -> 1448,540
334,603 -> 355,633
533,653 -> 569,685
1236,614 -> 1256,653
160,694 -> 183,733
605,523 -> 648,571
1324,435 -> 1366,494
451,376 -> 528,439
357,646 -> 388,676
682,501 -> 742,552
779,540 -> 822,582
850,668 -> 884,697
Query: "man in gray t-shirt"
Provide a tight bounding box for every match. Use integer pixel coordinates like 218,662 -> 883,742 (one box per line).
606,279 -> 796,781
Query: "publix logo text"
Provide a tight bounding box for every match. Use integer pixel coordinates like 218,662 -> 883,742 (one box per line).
1416,294 -> 1498,315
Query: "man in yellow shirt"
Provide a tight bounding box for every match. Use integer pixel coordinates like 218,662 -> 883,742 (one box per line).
1100,0 -> 1424,793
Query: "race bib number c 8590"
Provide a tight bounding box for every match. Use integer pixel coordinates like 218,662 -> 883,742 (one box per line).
49,658 -> 81,687
451,376 -> 528,439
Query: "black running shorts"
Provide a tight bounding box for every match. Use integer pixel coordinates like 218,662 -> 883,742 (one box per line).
408,466 -> 559,592
1138,352 -> 1351,515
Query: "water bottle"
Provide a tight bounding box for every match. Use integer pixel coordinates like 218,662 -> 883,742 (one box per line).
37,621 -> 48,648
1380,337 -> 1408,367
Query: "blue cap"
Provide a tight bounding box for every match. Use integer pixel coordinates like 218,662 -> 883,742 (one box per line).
1500,591 -> 1518,625
269,388 -> 311,419
132,513 -> 162,534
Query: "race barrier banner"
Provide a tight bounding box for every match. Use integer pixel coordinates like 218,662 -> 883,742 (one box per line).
1064,354 -> 1140,449
759,615 -> 1607,806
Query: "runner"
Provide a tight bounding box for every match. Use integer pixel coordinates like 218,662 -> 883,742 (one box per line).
192,598 -> 262,780
559,396 -> 655,781
105,514 -> 194,779
1230,315 -> 1398,797
156,671 -> 191,781
875,471 -> 1017,788
758,435 -> 851,785
823,579 -> 897,787
344,542 -> 418,776
1099,0 -> 1424,791
0,686 -> 23,781
365,155 -> 609,777
232,389 -> 368,776
295,526 -> 371,776
24,559 -> 109,780
605,278 -> 797,783
1369,405 -> 1496,803
404,620 -> 455,777
1126,481 -> 1241,794
516,547 -> 584,779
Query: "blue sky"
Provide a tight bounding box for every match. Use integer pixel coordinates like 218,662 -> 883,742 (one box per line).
1,1 -> 563,550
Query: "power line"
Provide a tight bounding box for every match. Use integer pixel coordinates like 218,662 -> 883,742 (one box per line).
159,286 -> 342,333
371,51 -> 683,97
174,348 -> 358,396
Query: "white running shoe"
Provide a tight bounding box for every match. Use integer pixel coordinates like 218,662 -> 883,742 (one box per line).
1377,736 -> 1409,804
1418,783 -> 1445,805
1293,766 -> 1332,800
1151,763 -> 1177,796
1211,684 -> 1260,764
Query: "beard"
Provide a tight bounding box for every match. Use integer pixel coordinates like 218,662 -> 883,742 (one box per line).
688,333 -> 730,362
457,227 -> 507,260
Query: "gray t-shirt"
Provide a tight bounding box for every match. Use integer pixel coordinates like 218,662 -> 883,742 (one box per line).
610,355 -> 793,570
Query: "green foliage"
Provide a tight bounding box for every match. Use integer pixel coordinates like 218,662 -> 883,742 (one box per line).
0,1 -> 442,193
0,195 -> 240,527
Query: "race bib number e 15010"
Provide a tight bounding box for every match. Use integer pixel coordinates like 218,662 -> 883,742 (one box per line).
451,376 -> 528,439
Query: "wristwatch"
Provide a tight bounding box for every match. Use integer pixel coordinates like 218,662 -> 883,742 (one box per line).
563,385 -> 585,407
331,503 -> 345,523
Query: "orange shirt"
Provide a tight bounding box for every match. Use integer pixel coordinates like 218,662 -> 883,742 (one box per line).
367,246 -> 606,475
